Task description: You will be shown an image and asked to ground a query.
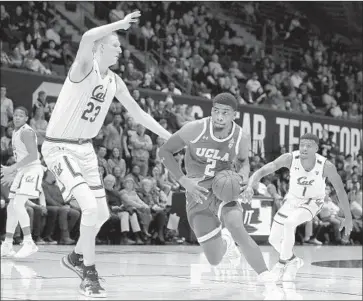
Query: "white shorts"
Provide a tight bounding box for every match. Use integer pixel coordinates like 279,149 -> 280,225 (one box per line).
41,139 -> 105,202
9,164 -> 44,199
273,193 -> 324,225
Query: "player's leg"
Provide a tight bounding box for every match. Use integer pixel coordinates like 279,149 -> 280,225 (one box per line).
220,201 -> 269,275
1,199 -> 18,257
42,144 -> 105,297
190,212 -> 226,266
279,207 -> 312,281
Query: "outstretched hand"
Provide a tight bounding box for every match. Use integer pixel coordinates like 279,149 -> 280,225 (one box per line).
239,186 -> 254,204
121,11 -> 141,30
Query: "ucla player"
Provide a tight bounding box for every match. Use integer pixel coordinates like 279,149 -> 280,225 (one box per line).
1,107 -> 43,258
242,133 -> 353,281
159,93 -> 275,286
41,11 -> 170,298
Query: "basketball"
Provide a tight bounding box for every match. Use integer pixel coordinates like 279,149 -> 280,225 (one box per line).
212,170 -> 241,202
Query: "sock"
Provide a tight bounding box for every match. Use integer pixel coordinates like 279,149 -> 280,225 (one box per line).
279,254 -> 296,264
79,224 -> 96,266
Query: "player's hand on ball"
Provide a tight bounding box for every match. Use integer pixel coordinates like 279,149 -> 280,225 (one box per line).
121,10 -> 141,30
339,216 -> 353,237
240,186 -> 254,204
179,176 -> 208,204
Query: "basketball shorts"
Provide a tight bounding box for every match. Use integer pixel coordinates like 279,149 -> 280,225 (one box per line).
9,164 -> 44,199
186,190 -> 241,243
42,140 -> 105,202
273,193 -> 324,225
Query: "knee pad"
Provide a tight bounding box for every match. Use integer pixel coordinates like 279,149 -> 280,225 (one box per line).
81,205 -> 98,227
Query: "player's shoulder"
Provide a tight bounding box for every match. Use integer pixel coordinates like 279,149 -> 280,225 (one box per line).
178,118 -> 208,143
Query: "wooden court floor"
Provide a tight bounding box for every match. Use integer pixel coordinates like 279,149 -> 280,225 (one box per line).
1,245 -> 362,300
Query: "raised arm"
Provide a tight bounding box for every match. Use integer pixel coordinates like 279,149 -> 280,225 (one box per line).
70,11 -> 140,82
248,153 -> 292,188
115,75 -> 171,140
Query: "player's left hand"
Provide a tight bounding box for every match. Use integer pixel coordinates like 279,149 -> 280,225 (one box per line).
239,186 -> 254,204
120,10 -> 141,30
339,216 -> 353,237
0,165 -> 17,186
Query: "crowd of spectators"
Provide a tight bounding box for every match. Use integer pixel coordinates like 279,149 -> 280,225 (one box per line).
0,2 -> 75,75
1,2 -> 361,121
0,2 -> 362,246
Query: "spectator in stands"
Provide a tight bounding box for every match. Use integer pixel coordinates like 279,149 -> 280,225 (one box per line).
43,39 -> 63,65
120,177 -> 152,239
162,82 -> 182,95
107,147 -> 126,179
124,62 -> 143,88
150,165 -> 172,196
104,113 -> 123,159
208,54 -> 223,76
141,20 -> 155,40
319,185 -> 344,244
0,85 -> 13,137
30,106 -> 48,152
45,20 -> 61,45
109,2 -> 125,23
245,72 -> 262,104
11,5 -> 27,32
23,47 -> 52,75
137,178 -> 168,244
104,174 -> 141,245
97,145 -> 109,173
129,124 -> 153,177
112,166 -> 124,191
348,182 -> 362,244
33,90 -> 50,120
126,164 -> 143,189
0,125 -> 13,165
42,170 -> 80,244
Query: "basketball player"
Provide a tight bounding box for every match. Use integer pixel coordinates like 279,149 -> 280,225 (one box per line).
242,133 -> 353,281
1,107 -> 44,258
159,93 -> 275,285
41,11 -> 171,297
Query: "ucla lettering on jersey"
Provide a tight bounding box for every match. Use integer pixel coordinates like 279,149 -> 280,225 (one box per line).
12,124 -> 40,168
185,117 -> 243,188
288,150 -> 327,200
46,59 -> 117,139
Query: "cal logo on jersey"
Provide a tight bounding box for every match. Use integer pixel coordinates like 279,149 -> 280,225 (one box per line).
196,148 -> 230,162
296,176 -> 315,186
91,85 -> 108,103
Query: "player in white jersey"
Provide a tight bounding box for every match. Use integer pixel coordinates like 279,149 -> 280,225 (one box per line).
41,11 -> 171,298
1,107 -> 44,258
241,133 -> 353,282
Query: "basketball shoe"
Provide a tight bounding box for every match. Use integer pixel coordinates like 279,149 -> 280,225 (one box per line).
270,261 -> 285,282
80,265 -> 106,298
1,241 -> 16,258
282,257 -> 304,281
61,251 -> 84,279
14,240 -> 38,258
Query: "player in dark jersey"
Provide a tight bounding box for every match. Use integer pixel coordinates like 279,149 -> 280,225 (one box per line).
159,93 -> 275,285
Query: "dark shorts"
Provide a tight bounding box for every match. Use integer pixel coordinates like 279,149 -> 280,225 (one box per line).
186,191 -> 240,243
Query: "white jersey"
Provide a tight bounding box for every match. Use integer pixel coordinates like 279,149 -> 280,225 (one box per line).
46,59 -> 117,139
12,123 -> 40,168
288,151 -> 327,200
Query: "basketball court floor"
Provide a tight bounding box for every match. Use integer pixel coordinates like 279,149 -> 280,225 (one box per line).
1,245 -> 362,300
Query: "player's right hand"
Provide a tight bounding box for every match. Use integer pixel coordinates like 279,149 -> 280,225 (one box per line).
120,10 -> 141,30
240,186 -> 254,204
179,176 -> 208,204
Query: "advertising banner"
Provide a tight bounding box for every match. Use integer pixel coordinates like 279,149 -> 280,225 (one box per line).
1,67 -> 361,159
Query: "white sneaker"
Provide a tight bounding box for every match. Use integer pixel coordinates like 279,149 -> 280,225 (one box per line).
282,257 -> 304,282
14,240 -> 38,258
1,241 -> 16,258
221,228 -> 241,267
270,262 -> 285,282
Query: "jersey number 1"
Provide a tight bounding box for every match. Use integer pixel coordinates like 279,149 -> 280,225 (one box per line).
81,102 -> 101,122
